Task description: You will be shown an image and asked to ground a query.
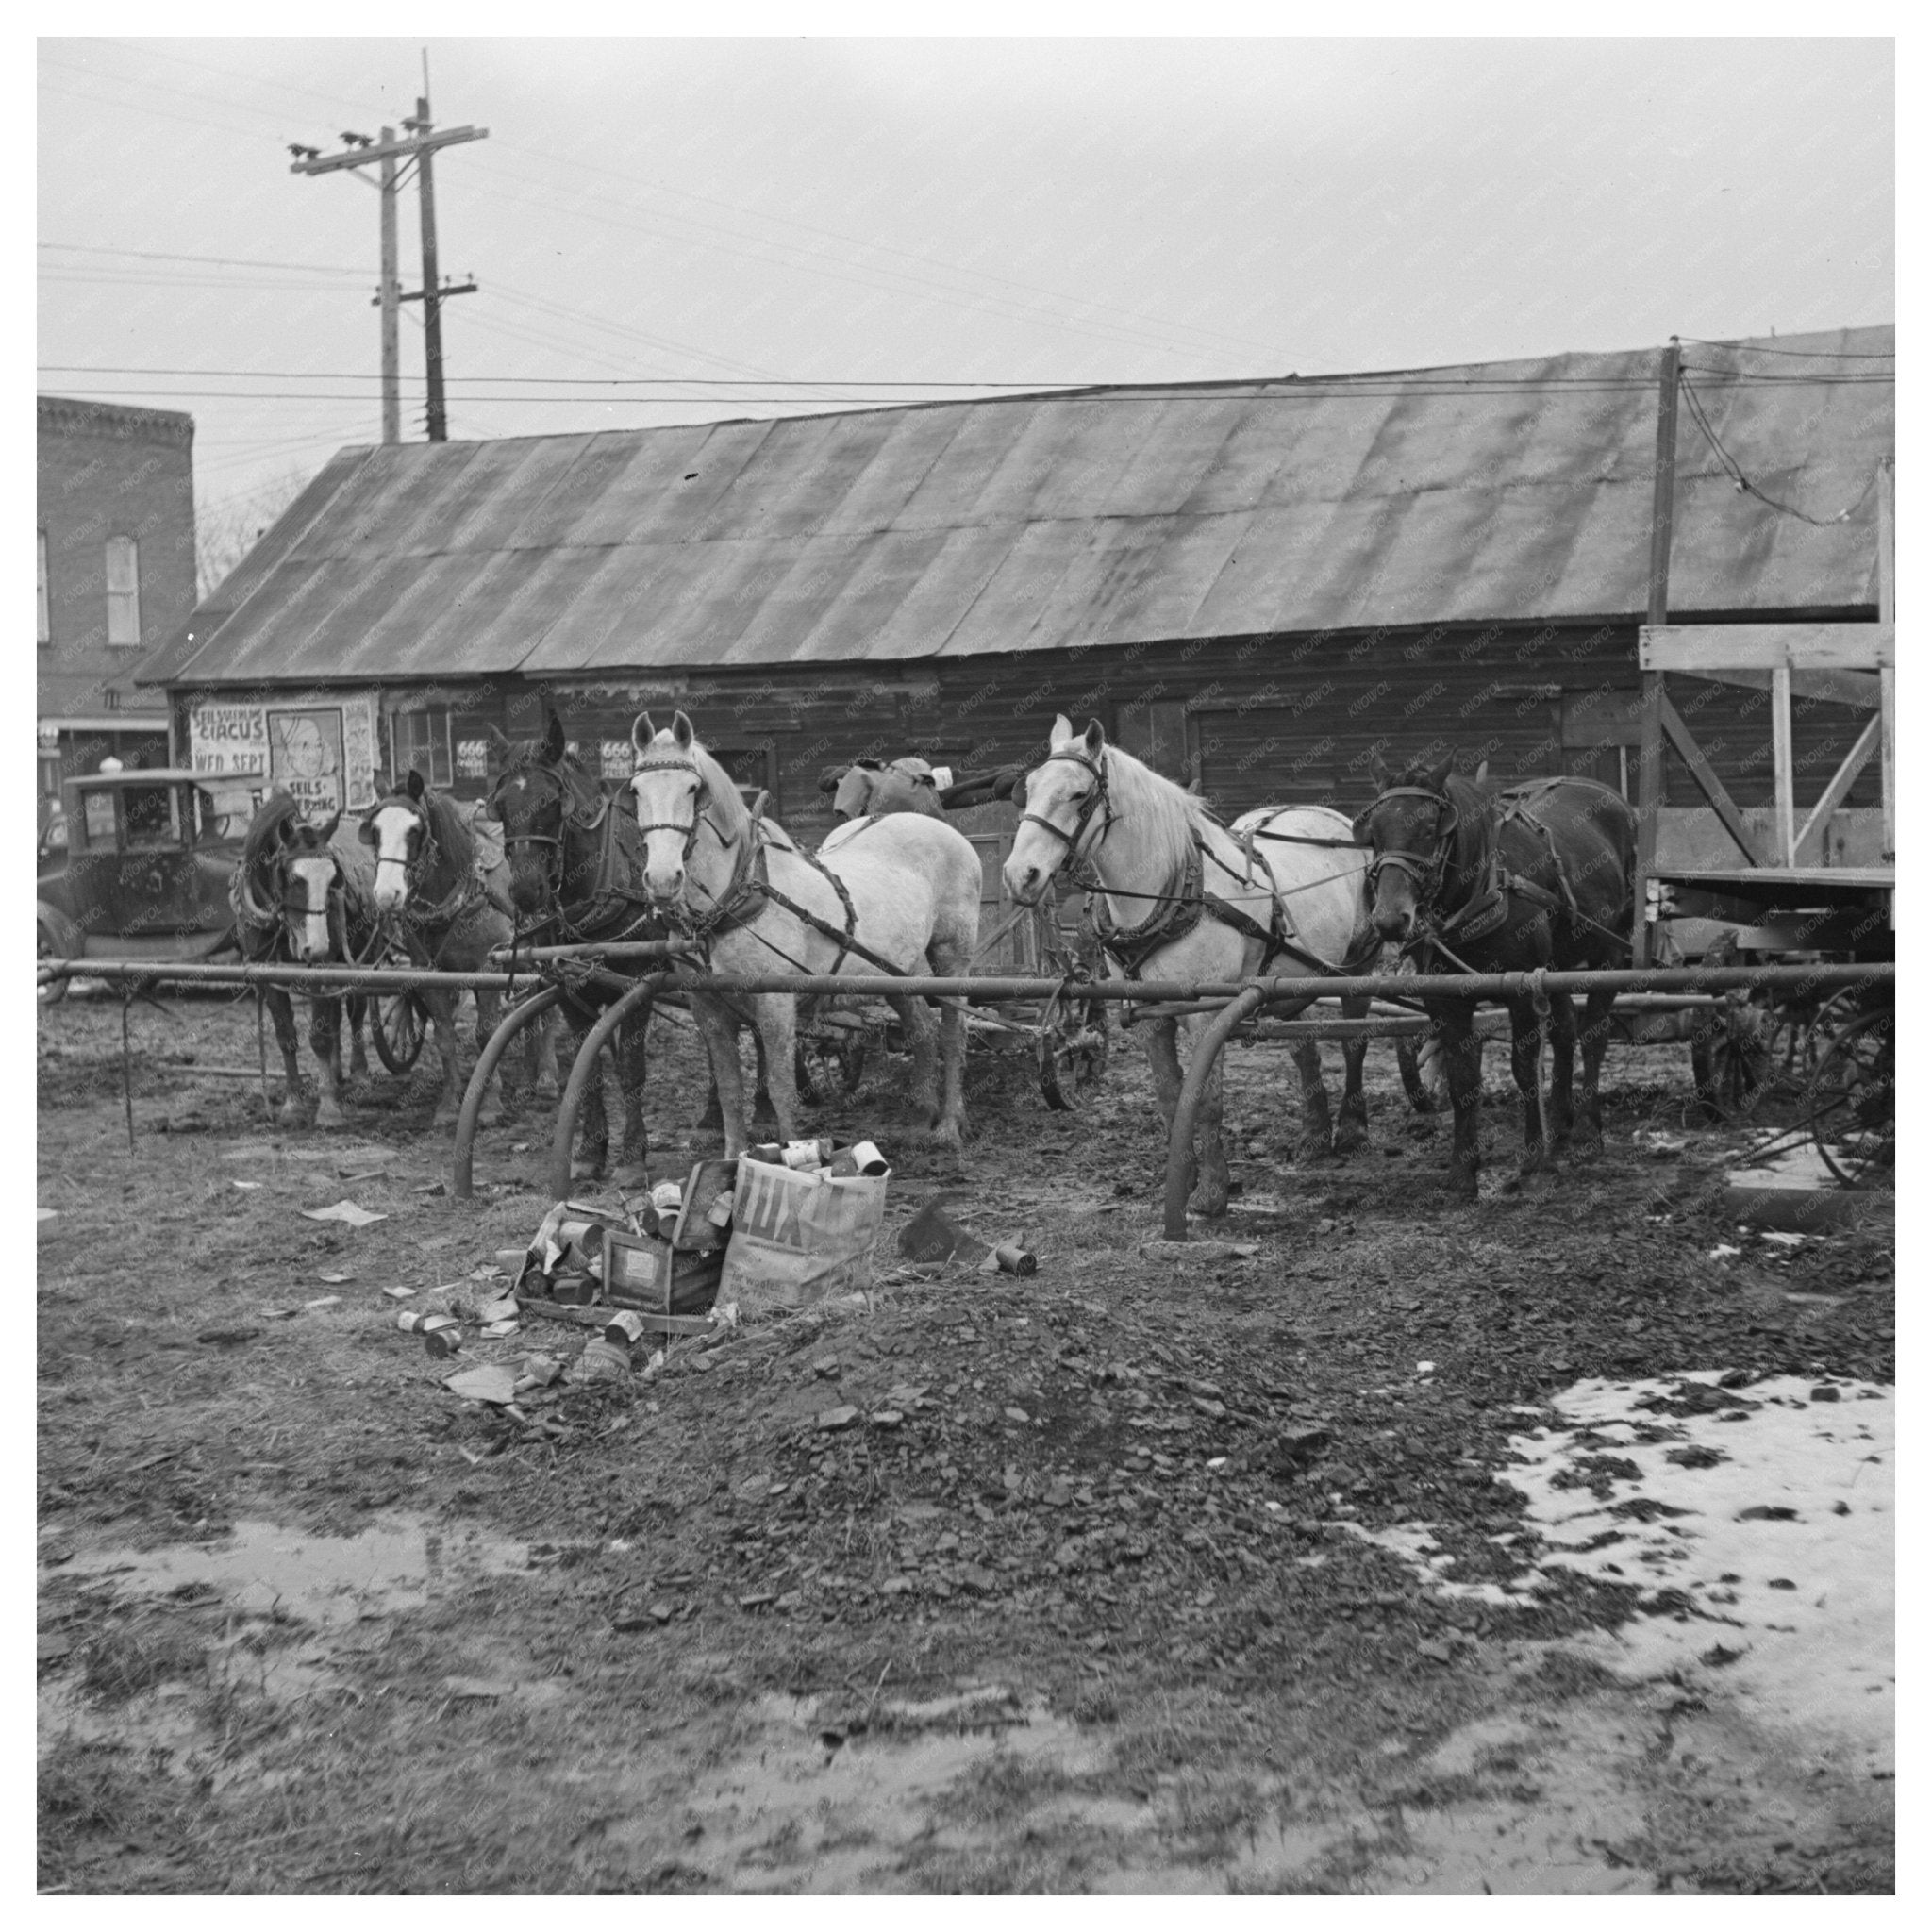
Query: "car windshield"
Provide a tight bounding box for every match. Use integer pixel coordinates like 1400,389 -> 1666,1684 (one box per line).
123,784 -> 182,848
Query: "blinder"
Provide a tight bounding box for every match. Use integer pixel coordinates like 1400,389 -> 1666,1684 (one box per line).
1357,783 -> 1459,908
1017,746 -> 1114,872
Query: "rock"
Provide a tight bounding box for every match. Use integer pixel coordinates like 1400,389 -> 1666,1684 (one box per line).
817,1406 -> 859,1431
958,1563 -> 997,1592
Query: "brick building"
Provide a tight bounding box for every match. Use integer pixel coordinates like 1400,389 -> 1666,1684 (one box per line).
37,395 -> 197,824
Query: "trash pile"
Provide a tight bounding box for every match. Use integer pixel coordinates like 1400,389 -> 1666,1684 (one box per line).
390,1138 -> 899,1402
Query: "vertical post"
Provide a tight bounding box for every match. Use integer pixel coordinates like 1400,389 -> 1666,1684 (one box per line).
1632,338 -> 1680,965
1771,663 -> 1795,865
416,94 -> 447,443
377,125 -> 401,445
1878,458 -> 1894,862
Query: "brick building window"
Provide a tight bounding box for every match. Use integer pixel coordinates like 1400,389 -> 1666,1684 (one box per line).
105,536 -> 141,644
38,530 -> 50,645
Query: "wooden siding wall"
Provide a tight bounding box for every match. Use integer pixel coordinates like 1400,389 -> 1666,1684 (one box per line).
174,619 -> 1885,830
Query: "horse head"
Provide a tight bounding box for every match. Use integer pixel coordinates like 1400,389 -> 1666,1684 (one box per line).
1003,713 -> 1110,906
1356,750 -> 1459,943
275,809 -> 344,962
629,709 -> 724,906
486,712 -> 580,921
361,768 -> 434,914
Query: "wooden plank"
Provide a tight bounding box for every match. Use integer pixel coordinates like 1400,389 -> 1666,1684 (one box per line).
1878,460 -> 1894,860
1633,341 -> 1679,972
1655,662 -> 1882,709
1793,714 -> 1881,863
1639,623 -> 1894,673
1771,665 -> 1794,865
1657,693 -> 1769,866
1632,674 -> 1666,965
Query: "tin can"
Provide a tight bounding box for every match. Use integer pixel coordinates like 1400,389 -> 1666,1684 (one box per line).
397,1310 -> 463,1356
575,1337 -> 631,1383
650,1180 -> 684,1214
605,1309 -> 649,1350
550,1272 -> 595,1307
707,1190 -> 735,1228
848,1140 -> 890,1177
782,1139 -> 829,1171
747,1142 -> 785,1166
993,1243 -> 1039,1276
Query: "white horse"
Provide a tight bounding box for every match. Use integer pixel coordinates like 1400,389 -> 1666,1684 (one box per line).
628,711 -> 982,1156
1004,715 -> 1377,1216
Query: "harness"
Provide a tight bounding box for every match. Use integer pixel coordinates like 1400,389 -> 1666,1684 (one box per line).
634,755 -> 905,979
1025,746 -> 1364,982
489,764 -> 662,949
368,794 -> 511,971
1356,780 -> 1574,968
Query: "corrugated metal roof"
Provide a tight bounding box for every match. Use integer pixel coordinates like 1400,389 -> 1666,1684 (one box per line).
150,325 -> 1894,690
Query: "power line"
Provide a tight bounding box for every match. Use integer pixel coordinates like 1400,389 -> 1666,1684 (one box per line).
1677,375 -> 1882,526
38,241 -> 366,275
1679,334 -> 1894,360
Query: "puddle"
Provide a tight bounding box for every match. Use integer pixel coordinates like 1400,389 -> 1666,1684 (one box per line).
49,1516 -> 531,1627
600,1686 -> 1104,1890
1340,1373 -> 1893,1769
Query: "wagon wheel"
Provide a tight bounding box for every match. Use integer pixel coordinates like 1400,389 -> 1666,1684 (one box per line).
37,917 -> 70,1007
795,1008 -> 869,1106
370,944 -> 429,1075
1806,1007 -> 1893,1187
1392,955 -> 1452,1111
1038,988 -> 1110,1110
1690,983 -> 1832,1121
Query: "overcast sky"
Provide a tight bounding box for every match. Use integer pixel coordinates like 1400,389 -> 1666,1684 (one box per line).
38,35 -> 1893,525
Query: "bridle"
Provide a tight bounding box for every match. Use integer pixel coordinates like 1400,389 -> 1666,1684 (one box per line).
1355,784 -> 1460,913
1018,746 -> 1115,878
487,761 -> 609,918
366,795 -> 439,900
631,752 -> 731,866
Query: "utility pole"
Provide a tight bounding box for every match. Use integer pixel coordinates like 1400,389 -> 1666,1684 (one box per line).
289,100 -> 487,445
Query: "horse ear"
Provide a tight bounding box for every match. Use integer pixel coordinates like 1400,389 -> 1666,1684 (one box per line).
406,767 -> 426,802
672,711 -> 695,751
1425,751 -> 1457,793
1082,718 -> 1107,758
631,712 -> 656,754
1473,758 -> 1490,785
1049,713 -> 1074,747
315,809 -> 341,843
275,814 -> 298,847
1369,751 -> 1392,791
357,812 -> 378,846
544,711 -> 567,761
485,724 -> 512,756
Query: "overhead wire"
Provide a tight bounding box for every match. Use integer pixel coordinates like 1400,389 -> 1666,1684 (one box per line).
1676,374 -> 1881,526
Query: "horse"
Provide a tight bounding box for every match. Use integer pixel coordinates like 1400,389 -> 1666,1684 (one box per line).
1002,716 -> 1379,1217
485,713 -> 663,1182
1354,751 -> 1637,1200
628,710 -> 982,1157
362,769 -> 525,1128
231,792 -> 379,1128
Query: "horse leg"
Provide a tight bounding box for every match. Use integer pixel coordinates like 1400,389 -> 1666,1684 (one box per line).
572,1005 -> 612,1180
1439,1004 -> 1483,1201
1334,995 -> 1371,1155
747,1029 -> 779,1131
1143,1020 -> 1192,1199
755,993 -> 803,1150
889,994 -> 941,1134
611,1008 -> 652,1183
1574,988 -> 1617,1153
309,994 -> 351,1124
1545,990 -> 1579,1151
924,881 -> 979,1150
1186,1013 -> 1233,1217
532,1008 -> 562,1102
346,993 -> 371,1080
1289,1039 -> 1335,1163
1507,993 -> 1550,1176
425,991 -> 468,1130
265,988 -> 311,1128
930,994 -> 970,1152
697,998 -> 750,1157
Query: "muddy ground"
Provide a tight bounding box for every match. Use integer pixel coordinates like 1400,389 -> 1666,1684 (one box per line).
37,989 -> 1894,1894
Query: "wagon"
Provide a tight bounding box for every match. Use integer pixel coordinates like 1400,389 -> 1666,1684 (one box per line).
791,761 -> 1111,1110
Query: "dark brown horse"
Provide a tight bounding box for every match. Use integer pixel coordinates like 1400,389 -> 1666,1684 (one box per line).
1355,753 -> 1636,1199
486,714 -> 658,1181
232,792 -> 378,1127
362,770 -> 523,1128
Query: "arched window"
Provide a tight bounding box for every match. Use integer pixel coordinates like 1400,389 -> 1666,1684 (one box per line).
106,536 -> 141,645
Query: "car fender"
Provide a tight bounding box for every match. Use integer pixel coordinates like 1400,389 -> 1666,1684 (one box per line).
37,899 -> 83,960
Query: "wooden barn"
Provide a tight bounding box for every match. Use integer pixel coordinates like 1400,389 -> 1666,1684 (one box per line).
143,325 -> 1892,881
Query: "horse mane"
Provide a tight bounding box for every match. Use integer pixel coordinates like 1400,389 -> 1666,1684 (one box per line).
241,791 -> 302,867
499,732 -> 604,812
1100,741 -> 1218,879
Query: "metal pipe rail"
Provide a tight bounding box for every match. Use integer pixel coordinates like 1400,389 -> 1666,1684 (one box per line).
488,939 -> 702,967
38,957 -> 561,993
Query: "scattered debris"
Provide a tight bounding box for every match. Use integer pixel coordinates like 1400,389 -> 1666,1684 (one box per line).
300,1200 -> 386,1228
445,1364 -> 519,1407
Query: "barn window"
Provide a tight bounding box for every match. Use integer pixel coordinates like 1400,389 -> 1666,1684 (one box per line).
38,530 -> 50,645
105,536 -> 141,645
391,708 -> 453,789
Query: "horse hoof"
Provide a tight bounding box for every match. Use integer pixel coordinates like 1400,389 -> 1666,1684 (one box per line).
1331,1124 -> 1370,1158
